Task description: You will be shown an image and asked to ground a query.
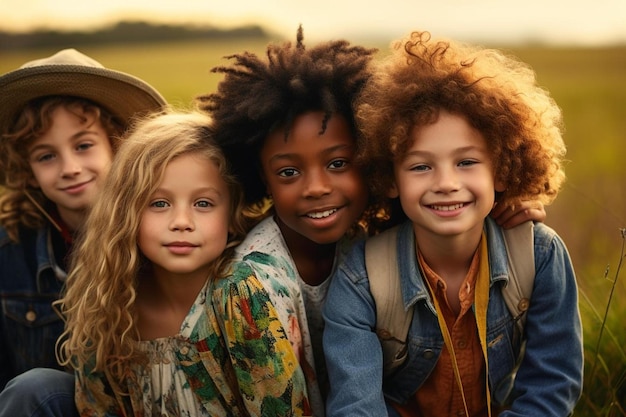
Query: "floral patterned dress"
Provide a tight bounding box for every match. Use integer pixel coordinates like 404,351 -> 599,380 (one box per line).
234,216 -> 359,416
74,259 -> 311,417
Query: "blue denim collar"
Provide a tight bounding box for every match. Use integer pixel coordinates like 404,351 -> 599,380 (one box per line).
35,226 -> 66,292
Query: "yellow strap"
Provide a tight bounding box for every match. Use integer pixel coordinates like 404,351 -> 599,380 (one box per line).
424,233 -> 492,417
476,235 -> 492,417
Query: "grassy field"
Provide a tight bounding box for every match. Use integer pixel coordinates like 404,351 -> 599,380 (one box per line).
2,38 -> 626,415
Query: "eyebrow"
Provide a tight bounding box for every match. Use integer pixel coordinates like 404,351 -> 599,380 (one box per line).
152,186 -> 224,197
268,143 -> 353,163
406,145 -> 487,157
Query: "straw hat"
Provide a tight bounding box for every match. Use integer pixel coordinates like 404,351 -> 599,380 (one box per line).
0,48 -> 167,133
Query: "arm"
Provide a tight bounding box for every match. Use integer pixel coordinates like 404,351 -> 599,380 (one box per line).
323,241 -> 389,417
490,199 -> 546,229
502,224 -> 583,416
212,260 -> 311,417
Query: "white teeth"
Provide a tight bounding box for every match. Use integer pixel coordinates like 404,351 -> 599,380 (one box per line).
307,209 -> 337,219
431,203 -> 464,211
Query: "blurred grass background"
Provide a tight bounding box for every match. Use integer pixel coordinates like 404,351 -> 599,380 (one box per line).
2,37 -> 625,415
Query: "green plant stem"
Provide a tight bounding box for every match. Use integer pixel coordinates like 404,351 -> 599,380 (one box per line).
589,228 -> 626,382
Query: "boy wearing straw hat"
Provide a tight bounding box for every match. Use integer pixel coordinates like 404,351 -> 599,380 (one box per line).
0,48 -> 165,403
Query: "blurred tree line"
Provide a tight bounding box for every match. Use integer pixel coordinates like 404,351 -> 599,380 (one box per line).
0,21 -> 271,51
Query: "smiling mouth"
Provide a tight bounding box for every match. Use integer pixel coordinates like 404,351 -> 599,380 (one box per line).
430,203 -> 465,211
61,180 -> 91,192
306,208 -> 338,219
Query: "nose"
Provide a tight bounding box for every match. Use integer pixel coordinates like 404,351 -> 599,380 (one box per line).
169,206 -> 195,231
303,168 -> 332,198
60,154 -> 81,178
433,166 -> 460,193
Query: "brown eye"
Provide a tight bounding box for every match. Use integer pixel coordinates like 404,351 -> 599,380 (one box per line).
278,168 -> 299,177
195,200 -> 214,208
329,159 -> 348,169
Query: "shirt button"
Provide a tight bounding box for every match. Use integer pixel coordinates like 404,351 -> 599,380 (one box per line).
457,410 -> 466,416
518,298 -> 530,312
423,349 -> 435,359
377,329 -> 392,340
25,310 -> 37,322
458,340 -> 467,349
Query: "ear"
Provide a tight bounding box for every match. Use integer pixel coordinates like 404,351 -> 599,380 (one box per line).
495,179 -> 506,193
388,182 -> 399,198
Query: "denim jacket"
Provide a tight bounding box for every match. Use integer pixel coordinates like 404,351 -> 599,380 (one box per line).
0,225 -> 66,389
323,218 -> 583,417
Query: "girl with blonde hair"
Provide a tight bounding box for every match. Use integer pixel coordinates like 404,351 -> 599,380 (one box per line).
57,111 -> 310,416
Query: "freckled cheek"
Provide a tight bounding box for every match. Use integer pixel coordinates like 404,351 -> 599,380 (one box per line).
95,156 -> 114,176
270,189 -> 299,212
138,219 -> 150,238
209,213 -> 232,239
100,165 -> 111,179
136,230 -> 150,256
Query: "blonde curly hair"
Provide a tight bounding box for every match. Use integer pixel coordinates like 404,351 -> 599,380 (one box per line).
356,31 -> 566,223
56,111 -> 248,395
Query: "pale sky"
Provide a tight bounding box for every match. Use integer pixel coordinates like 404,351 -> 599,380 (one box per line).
1,0 -> 625,46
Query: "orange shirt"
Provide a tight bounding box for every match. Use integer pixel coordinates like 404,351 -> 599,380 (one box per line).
391,247 -> 489,417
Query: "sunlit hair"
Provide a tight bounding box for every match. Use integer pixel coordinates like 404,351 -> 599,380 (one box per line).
0,96 -> 125,242
56,111 -> 248,395
356,31 -> 566,224
196,25 -> 378,230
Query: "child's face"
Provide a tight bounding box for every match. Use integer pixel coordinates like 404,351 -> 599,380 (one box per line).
260,111 -> 368,245
138,153 -> 231,280
27,105 -> 114,225
390,110 -> 504,239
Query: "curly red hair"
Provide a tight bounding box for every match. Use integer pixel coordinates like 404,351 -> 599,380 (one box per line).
356,31 -> 566,222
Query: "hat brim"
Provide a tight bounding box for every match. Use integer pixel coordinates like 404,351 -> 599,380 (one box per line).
0,64 -> 167,133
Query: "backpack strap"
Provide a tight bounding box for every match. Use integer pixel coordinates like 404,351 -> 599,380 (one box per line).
493,220 -> 535,405
501,221 -> 535,334
367,221 -> 535,381
365,226 -> 412,378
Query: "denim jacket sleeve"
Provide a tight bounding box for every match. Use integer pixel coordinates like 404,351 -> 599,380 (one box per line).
322,239 -> 389,416
500,222 -> 583,416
